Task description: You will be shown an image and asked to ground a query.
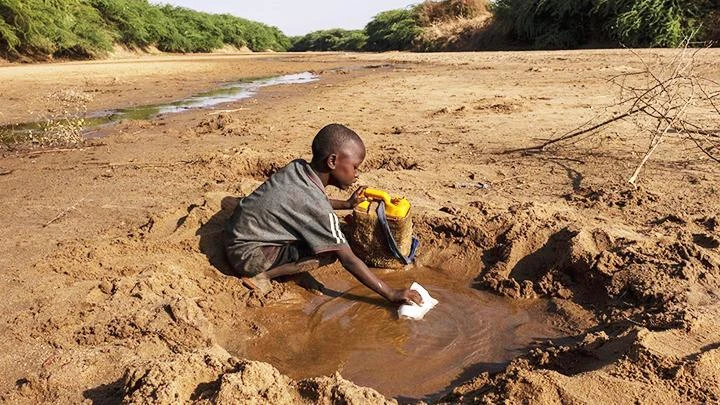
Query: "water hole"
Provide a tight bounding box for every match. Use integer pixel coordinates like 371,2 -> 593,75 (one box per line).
235,267 -> 566,401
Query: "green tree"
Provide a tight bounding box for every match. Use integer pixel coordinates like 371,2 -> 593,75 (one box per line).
598,0 -> 714,47
365,9 -> 422,51
290,29 -> 367,51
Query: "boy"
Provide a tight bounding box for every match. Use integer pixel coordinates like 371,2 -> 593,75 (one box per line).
225,123 -> 422,306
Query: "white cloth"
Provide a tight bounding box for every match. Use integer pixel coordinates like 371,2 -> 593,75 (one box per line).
398,282 -> 438,320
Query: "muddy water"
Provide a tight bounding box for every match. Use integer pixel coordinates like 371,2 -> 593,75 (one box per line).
239,267 -> 564,401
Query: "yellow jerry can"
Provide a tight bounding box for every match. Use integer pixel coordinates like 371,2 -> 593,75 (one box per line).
350,188 -> 416,269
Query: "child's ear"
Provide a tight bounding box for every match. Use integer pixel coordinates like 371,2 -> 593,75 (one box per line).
327,153 -> 338,170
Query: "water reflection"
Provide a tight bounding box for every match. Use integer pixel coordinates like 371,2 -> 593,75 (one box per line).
243,267 -> 564,400
0,72 -> 318,142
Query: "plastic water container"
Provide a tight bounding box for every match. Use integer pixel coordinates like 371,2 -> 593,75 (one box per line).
350,188 -> 414,269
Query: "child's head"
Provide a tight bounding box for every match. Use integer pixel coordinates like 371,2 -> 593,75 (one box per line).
311,124 -> 365,190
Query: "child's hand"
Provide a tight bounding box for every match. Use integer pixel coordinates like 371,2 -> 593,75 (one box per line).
346,185 -> 368,208
391,288 -> 423,306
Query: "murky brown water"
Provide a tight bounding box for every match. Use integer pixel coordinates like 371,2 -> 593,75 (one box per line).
238,267 -> 564,401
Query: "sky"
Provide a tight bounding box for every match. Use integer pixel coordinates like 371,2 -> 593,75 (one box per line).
155,0 -> 419,36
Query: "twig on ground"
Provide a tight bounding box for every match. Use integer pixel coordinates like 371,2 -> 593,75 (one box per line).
208,108 -> 246,115
505,108 -> 646,154
43,197 -> 86,227
624,317 -> 646,327
80,159 -> 199,169
629,86 -> 696,185
27,147 -> 87,155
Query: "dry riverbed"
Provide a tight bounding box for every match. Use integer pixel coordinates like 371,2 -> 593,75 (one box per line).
1,50 -> 719,404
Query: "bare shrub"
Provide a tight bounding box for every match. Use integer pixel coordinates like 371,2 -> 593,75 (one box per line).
32,89 -> 93,147
513,39 -> 719,186
416,0 -> 490,25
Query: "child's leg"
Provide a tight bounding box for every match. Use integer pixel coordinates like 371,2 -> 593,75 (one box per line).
263,255 -> 327,278
247,254 -> 335,294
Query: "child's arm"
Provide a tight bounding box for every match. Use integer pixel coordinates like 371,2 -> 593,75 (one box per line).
335,246 -> 422,305
329,186 -> 367,210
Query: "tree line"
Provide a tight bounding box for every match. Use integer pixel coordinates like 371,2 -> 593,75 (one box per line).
1,0 -> 717,60
0,0 -> 289,60
291,0 -> 719,51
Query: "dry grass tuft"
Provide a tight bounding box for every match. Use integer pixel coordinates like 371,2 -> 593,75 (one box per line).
33,89 -> 93,147
419,15 -> 493,49
413,0 -> 493,51
416,0 -> 491,25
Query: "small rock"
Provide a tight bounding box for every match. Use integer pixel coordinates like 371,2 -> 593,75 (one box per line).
99,281 -> 114,295
15,377 -> 32,395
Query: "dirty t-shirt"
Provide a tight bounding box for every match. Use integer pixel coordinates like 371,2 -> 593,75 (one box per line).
225,159 -> 348,266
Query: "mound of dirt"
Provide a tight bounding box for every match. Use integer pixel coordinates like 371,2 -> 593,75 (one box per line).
469,201 -> 720,326
121,346 -> 395,404
362,150 -> 422,171
445,307 -> 720,403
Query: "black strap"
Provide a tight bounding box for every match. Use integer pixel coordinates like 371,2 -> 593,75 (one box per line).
376,201 -> 419,265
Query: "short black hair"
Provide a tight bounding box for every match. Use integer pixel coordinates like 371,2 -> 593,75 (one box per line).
311,123 -> 363,163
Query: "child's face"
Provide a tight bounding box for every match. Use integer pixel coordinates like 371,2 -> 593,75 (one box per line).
330,142 -> 365,190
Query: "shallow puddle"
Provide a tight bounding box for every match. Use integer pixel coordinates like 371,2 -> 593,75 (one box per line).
239,267 -> 565,401
0,72 -> 318,142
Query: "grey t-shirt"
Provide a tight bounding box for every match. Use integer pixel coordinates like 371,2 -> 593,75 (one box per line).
225,159 -> 348,255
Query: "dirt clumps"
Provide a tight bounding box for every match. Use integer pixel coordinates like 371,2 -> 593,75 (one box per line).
565,184 -> 660,210
195,114 -> 235,135
185,148 -> 293,183
121,346 -> 394,405
445,319 -> 720,403
474,202 -> 720,327
418,196 -> 720,403
296,374 -> 396,405
122,346 -> 236,404
363,151 -> 422,171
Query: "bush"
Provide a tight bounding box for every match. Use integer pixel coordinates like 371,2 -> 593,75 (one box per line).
707,10 -> 720,42
598,0 -> 715,47
236,19 -> 290,51
290,29 -> 367,51
0,0 -> 290,60
493,0 -> 602,48
493,0 -> 716,48
90,0 -> 171,48
156,5 -> 223,53
365,8 -> 422,51
0,0 -> 114,59
213,14 -> 249,48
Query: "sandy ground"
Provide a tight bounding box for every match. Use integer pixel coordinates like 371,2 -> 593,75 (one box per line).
1,50 -> 719,403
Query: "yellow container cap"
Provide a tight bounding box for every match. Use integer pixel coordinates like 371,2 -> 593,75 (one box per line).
357,188 -> 411,219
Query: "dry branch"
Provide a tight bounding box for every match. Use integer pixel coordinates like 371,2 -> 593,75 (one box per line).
509,39 -> 719,185
44,197 -> 86,227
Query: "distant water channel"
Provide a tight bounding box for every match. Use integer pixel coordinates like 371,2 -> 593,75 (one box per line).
0,72 -> 318,141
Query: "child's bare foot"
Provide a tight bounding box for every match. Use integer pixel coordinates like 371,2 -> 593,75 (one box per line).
241,273 -> 273,296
